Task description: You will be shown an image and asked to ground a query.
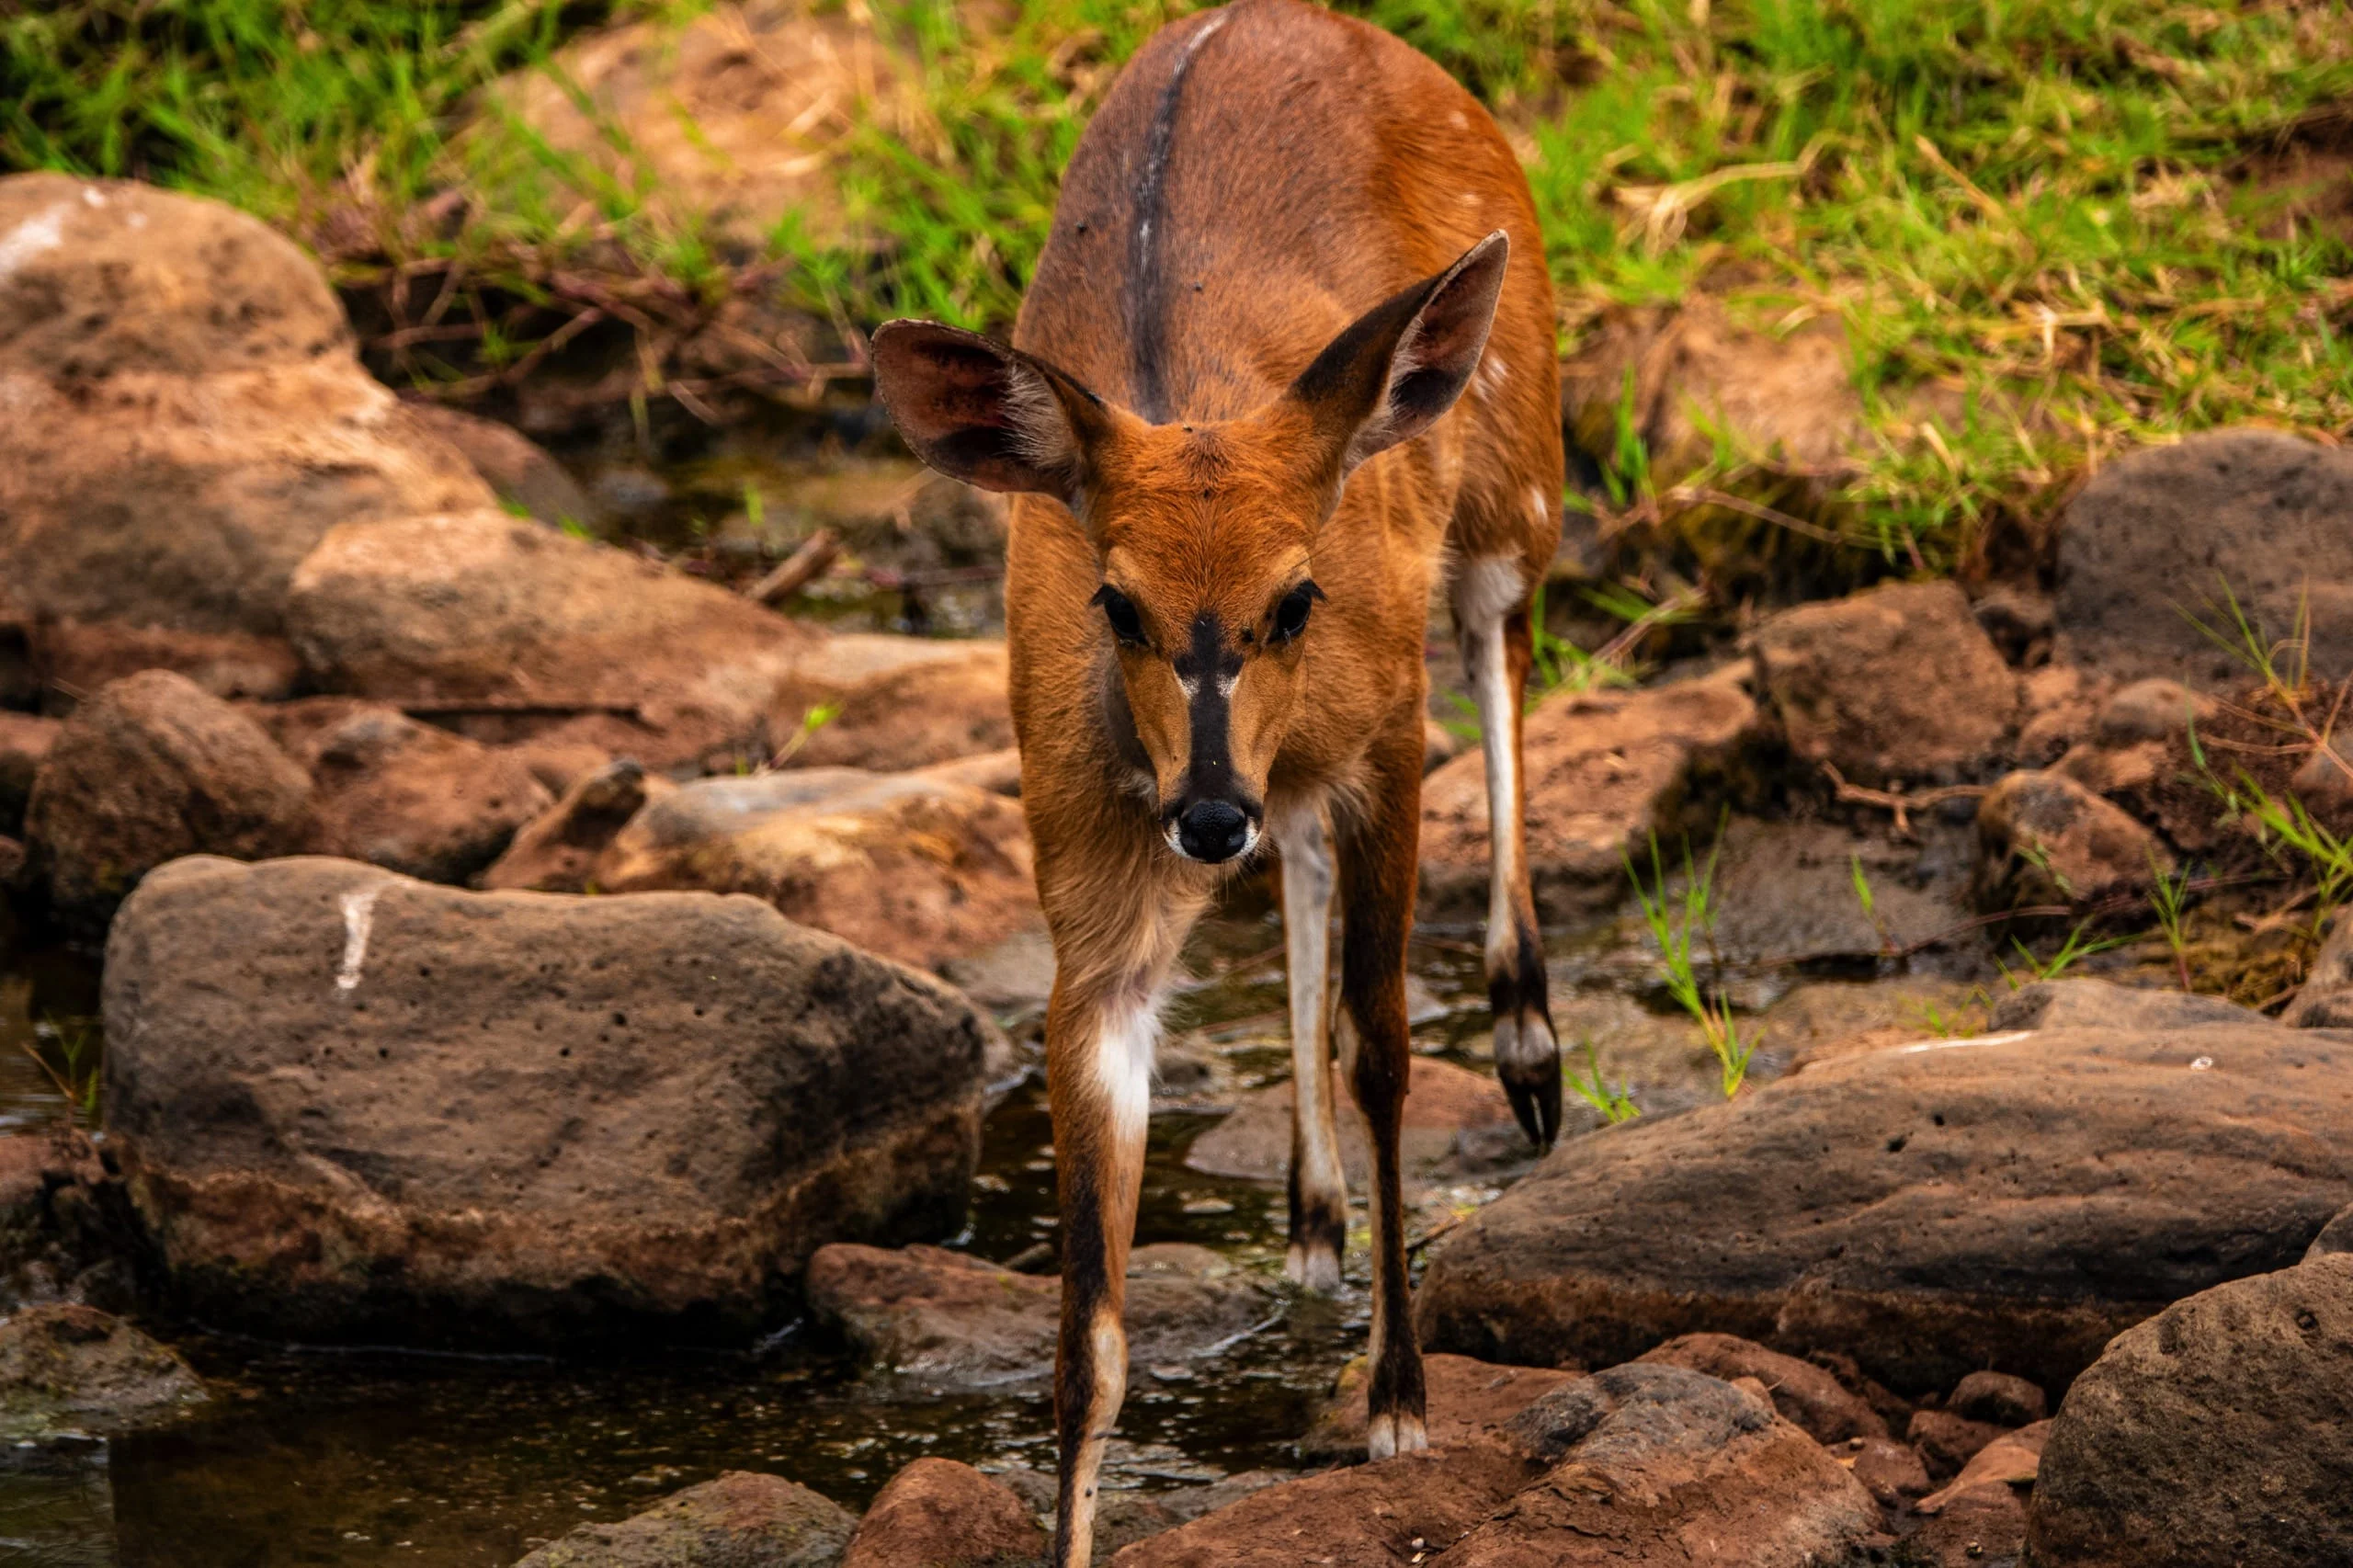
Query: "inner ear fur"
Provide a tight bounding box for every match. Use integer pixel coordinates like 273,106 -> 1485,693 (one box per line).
870,321 -> 1111,508
1286,230 -> 1511,478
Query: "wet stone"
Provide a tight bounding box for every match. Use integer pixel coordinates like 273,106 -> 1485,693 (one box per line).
0,1303 -> 207,1444
511,1471 -> 856,1568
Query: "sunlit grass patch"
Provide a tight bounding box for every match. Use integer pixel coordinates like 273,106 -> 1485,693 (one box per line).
6,0 -> 2352,572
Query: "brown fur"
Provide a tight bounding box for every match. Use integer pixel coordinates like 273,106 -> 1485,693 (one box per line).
870,5 -> 1563,1561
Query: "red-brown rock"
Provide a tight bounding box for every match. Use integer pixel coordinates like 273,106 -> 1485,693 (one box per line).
24,670 -> 315,926
1917,1420 -> 2047,1516
1840,1434 -> 1930,1507
771,636 -> 1014,772
1108,1444 -> 1534,1568
513,1471 -> 856,1568
0,176 -> 495,687
1751,580 -> 2018,784
1949,1369 -> 2047,1427
0,1302 -> 207,1443
841,1459 -> 1043,1568
2054,430 -> 2353,684
1909,1407 -> 2007,1482
1301,1353 -> 1581,1460
260,699 -> 551,884
1972,767 -> 2169,909
1636,1331 -> 1889,1443
2029,1254 -> 2353,1568
592,767 -> 1038,971
285,509 -> 815,773
483,758 -> 675,894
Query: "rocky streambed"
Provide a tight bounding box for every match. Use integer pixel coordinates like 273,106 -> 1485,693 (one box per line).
6,170 -> 2353,1568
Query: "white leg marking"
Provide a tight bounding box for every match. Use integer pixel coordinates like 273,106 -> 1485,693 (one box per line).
1277,805 -> 1346,1291
1456,557 -> 1528,974
1458,556 -> 1555,1076
1093,991 -> 1162,1149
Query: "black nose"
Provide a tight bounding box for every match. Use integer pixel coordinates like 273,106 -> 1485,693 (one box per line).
1176,801 -> 1251,863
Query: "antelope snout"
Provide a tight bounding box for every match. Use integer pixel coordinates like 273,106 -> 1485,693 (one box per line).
1170,799 -> 1258,864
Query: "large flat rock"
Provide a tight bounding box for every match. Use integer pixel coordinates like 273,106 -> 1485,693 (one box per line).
102,857 -> 990,1346
1415,1021 -> 2353,1394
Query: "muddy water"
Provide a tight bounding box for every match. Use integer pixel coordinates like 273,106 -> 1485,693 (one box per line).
0,888 -> 2011,1568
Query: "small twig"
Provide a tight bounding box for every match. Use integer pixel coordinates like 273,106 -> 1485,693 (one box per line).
748,528 -> 842,606
1661,484 -> 1849,546
1821,761 -> 1990,835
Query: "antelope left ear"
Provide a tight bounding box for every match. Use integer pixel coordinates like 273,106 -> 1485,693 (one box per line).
1286,231 -> 1510,479
870,321 -> 1113,513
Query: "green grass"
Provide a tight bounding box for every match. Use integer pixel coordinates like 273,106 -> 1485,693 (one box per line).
1625,829 -> 1759,1098
1564,1035 -> 1641,1123
1995,916 -> 2129,987
20,1013 -> 102,1130
6,1 -> 2352,572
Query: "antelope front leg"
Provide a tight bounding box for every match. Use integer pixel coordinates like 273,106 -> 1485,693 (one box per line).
1457,559 -> 1561,1149
1336,727 -> 1430,1458
1276,804 -> 1347,1291
1048,980 -> 1159,1568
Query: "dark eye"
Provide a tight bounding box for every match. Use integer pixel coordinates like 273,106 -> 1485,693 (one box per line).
1095,585 -> 1146,646
1271,581 -> 1321,643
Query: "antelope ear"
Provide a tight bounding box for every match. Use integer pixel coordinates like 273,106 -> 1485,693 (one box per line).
870,321 -> 1111,510
1287,231 -> 1510,478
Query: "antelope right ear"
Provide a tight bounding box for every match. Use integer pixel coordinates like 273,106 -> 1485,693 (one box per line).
870,322 -> 1110,512
1286,231 -> 1510,482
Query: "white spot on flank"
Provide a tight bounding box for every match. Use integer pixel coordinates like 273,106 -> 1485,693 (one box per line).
0,205 -> 68,285
1529,483 -> 1553,526
1449,109 -> 1470,131
335,888 -> 383,992
80,186 -> 105,208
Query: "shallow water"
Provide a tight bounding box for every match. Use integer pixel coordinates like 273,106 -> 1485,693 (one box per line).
0,887 -> 2002,1566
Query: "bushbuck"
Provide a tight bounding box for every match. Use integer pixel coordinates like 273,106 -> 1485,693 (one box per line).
870,0 -> 1562,1556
